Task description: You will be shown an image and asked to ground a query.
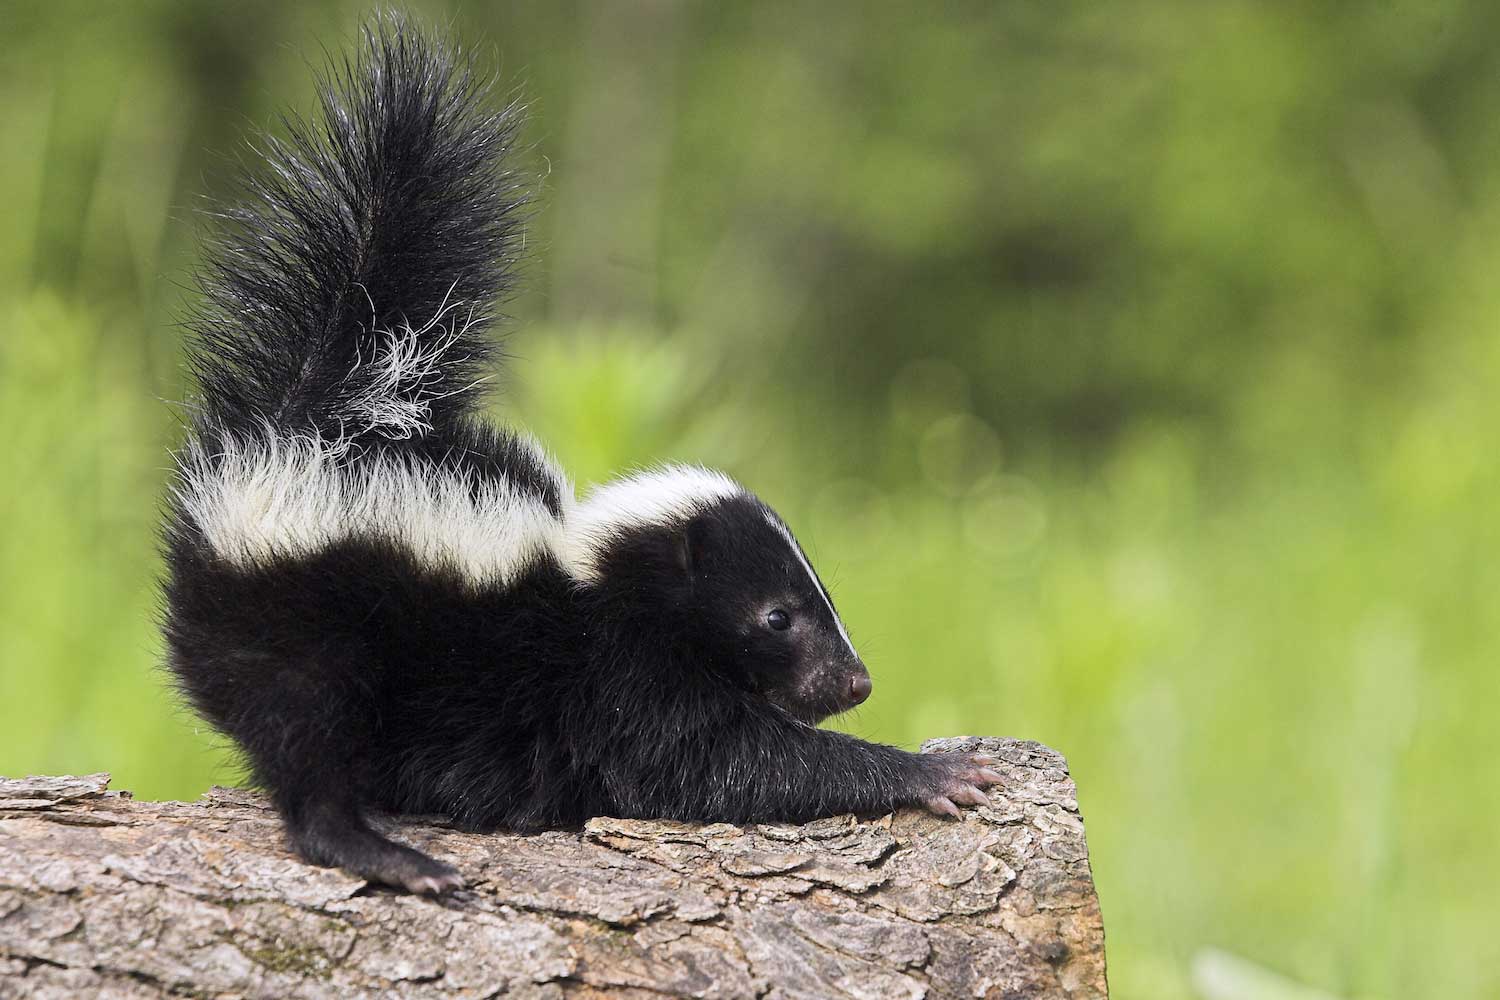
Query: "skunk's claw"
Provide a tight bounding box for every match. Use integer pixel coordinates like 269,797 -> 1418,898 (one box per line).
402,864 -> 465,895
948,784 -> 991,807
925,795 -> 962,818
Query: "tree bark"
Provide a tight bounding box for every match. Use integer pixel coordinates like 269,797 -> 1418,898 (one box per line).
0,737 -> 1106,999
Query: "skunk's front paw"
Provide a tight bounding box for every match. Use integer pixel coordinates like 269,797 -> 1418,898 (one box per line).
915,753 -> 1003,818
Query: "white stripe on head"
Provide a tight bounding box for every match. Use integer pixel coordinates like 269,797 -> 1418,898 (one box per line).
176,426 -> 571,587
561,464 -> 744,583
764,512 -> 858,659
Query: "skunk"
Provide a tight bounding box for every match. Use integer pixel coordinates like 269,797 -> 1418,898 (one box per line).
163,15 -> 1000,894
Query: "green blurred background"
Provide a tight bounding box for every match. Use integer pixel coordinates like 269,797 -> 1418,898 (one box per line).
3,1 -> 1497,997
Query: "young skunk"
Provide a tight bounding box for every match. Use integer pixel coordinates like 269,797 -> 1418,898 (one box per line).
163,15 -> 1000,894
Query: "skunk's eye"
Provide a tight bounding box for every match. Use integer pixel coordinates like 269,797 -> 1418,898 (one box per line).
767,609 -> 791,631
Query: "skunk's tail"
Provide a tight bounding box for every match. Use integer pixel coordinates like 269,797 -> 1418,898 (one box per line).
186,14 -> 526,446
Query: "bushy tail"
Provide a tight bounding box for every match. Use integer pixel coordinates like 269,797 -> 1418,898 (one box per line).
186,14 -> 526,445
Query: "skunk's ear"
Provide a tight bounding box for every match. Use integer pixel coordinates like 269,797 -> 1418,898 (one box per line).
677,511 -> 721,579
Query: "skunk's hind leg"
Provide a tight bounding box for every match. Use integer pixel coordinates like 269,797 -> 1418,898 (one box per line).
282,795 -> 464,895
192,647 -> 462,894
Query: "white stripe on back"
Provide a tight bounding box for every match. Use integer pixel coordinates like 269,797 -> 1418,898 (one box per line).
177,428 -> 570,587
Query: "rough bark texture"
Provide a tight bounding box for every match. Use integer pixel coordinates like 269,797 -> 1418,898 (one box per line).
0,736 -> 1106,999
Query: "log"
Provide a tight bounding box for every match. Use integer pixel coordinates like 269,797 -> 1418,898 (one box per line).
0,737 -> 1106,999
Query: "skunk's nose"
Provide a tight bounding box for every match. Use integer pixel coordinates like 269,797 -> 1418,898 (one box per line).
849,671 -> 872,706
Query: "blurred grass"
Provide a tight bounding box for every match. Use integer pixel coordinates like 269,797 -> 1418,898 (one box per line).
4,2 -> 1500,998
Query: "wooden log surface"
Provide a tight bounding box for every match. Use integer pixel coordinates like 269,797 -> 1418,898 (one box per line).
0,736 -> 1106,999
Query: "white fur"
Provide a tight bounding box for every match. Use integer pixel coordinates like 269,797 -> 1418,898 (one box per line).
340,285 -> 487,439
765,512 -> 858,659
177,428 -> 570,588
561,465 -> 744,583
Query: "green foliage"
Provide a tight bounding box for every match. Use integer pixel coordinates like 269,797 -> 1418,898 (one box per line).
4,3 -> 1499,998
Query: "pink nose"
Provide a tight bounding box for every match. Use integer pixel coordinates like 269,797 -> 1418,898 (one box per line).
849,672 -> 872,705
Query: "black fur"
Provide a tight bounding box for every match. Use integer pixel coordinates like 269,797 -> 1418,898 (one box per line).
186,13 -> 525,445
164,16 -> 999,894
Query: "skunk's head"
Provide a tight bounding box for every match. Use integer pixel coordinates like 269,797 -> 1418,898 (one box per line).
566,466 -> 870,724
